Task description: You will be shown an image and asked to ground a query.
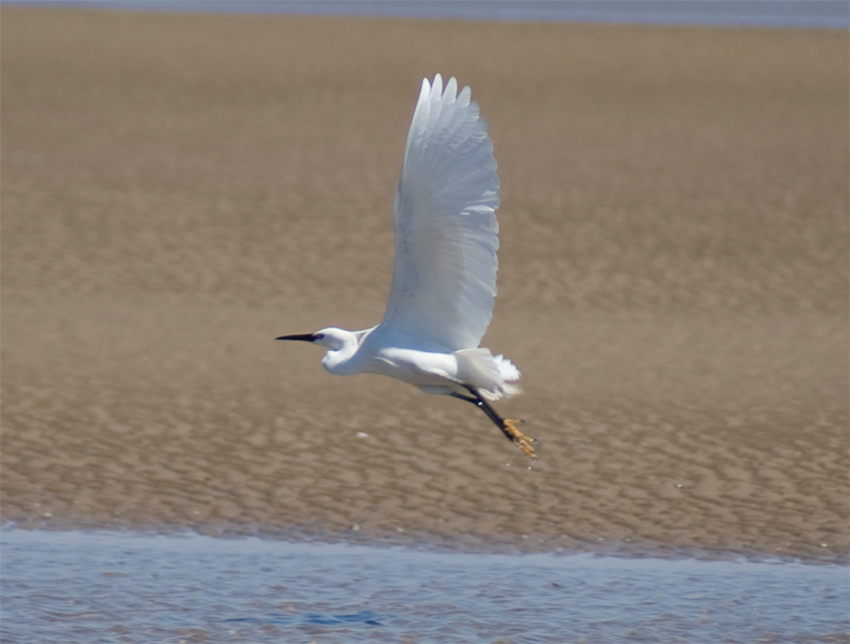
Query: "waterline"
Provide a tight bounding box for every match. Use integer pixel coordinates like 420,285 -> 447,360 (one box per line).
5,0 -> 849,28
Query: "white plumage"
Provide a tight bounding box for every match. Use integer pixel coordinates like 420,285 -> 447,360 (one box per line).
278,74 -> 535,457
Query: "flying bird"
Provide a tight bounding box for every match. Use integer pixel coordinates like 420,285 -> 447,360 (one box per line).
278,74 -> 536,459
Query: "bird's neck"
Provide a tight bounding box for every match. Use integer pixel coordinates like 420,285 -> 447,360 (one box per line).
320,330 -> 363,375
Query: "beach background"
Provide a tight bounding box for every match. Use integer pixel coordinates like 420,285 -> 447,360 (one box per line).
2,8 -> 847,562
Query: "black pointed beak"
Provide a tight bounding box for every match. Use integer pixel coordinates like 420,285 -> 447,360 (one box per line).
275,333 -> 317,342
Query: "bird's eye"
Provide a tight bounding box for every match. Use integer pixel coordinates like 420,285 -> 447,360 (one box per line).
314,333 -> 325,340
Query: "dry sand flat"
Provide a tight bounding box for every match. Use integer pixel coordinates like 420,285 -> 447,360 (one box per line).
2,8 -> 847,561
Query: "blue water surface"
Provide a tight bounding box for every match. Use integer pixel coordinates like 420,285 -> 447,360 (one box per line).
6,0 -> 849,28
1,529 -> 848,643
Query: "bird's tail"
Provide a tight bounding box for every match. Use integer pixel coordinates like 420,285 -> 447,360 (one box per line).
455,348 -> 522,401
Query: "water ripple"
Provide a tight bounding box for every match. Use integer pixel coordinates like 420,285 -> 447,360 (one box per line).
2,529 -> 847,643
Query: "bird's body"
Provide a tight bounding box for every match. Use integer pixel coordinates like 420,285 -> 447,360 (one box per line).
279,74 -> 536,458
309,325 -> 520,399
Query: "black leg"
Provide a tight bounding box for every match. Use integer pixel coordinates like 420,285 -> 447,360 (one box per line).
450,386 -> 514,442
449,392 -> 478,404
450,386 -> 537,458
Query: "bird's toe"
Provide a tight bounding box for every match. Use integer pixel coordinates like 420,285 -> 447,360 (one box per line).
503,419 -> 537,459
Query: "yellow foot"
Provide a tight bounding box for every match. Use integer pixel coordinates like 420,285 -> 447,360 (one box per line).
503,419 -> 537,460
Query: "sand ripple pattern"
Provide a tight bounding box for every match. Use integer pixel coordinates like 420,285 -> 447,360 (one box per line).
2,10 -> 847,562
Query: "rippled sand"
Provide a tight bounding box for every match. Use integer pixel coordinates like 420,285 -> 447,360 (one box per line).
2,9 -> 847,561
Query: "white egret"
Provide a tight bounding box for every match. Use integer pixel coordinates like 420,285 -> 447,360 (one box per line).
278,74 -> 536,459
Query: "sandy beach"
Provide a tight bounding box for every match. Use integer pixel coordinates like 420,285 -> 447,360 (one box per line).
2,8 -> 847,562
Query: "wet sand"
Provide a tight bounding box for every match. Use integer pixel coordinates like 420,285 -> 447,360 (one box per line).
2,9 -> 847,562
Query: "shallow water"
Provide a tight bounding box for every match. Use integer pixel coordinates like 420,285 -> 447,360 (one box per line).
6,0 -> 850,28
2,530 -> 847,643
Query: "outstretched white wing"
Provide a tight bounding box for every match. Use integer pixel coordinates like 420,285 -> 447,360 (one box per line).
379,74 -> 500,352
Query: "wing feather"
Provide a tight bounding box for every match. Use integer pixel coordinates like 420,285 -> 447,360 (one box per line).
379,74 -> 500,351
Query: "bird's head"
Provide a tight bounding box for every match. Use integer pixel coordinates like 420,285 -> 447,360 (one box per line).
276,327 -> 350,351
277,327 -> 367,374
